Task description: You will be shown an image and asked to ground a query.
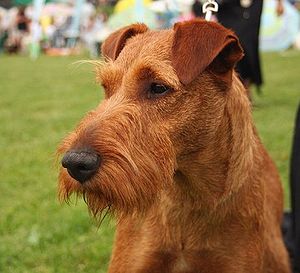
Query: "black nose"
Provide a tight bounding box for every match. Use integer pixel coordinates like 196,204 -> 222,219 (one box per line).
61,149 -> 101,183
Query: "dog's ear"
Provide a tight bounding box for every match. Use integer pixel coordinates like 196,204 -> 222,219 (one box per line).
101,23 -> 149,60
171,19 -> 244,85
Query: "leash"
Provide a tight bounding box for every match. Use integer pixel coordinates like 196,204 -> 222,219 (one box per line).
202,0 -> 219,21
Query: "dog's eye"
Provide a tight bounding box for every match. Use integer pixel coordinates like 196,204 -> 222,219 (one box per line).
149,83 -> 170,98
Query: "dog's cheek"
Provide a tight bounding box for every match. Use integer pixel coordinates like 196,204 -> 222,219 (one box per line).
168,92 -> 226,157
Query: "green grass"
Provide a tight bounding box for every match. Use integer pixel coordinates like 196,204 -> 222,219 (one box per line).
0,52 -> 299,272
253,50 -> 300,206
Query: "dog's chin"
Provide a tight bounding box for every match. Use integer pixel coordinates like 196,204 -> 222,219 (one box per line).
58,167 -> 162,219
82,189 -> 157,221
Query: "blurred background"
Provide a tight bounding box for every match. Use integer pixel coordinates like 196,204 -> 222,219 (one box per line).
0,0 -> 300,56
0,0 -> 300,272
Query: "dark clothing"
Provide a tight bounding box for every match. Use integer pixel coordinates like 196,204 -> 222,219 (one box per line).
290,103 -> 300,273
17,21 -> 28,32
192,0 -> 203,17
217,0 -> 263,86
283,104 -> 300,273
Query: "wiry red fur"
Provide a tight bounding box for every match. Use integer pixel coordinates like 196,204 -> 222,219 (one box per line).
58,19 -> 291,273
58,94 -> 175,218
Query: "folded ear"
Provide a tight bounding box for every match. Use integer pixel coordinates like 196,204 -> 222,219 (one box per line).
101,23 -> 149,61
171,19 -> 244,85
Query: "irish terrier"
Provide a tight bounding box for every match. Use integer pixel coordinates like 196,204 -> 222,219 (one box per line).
58,19 -> 291,273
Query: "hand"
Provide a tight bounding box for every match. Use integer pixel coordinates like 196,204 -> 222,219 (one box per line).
276,1 -> 284,17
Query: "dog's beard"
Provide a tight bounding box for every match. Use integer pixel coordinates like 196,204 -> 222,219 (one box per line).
58,100 -> 176,219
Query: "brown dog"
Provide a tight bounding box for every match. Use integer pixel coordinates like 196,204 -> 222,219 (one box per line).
58,19 -> 291,273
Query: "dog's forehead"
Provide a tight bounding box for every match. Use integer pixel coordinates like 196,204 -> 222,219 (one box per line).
115,29 -> 173,68
99,29 -> 180,92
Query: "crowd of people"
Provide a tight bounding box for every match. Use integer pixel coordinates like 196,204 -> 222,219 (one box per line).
0,0 -> 299,57
0,0 -> 115,55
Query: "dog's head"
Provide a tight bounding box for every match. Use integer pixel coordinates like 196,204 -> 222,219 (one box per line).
58,19 -> 246,217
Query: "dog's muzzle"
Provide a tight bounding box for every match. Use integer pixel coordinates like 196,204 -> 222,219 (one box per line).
61,149 -> 101,183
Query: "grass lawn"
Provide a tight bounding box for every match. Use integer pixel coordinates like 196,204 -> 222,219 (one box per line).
0,51 -> 299,273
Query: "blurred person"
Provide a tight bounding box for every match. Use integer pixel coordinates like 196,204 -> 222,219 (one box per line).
81,12 -> 110,57
157,3 -> 177,29
16,6 -> 30,34
40,16 -> 56,51
51,16 -> 72,48
7,6 -> 31,53
216,0 -> 284,98
192,0 -> 203,17
0,13 -> 9,53
81,14 -> 99,57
